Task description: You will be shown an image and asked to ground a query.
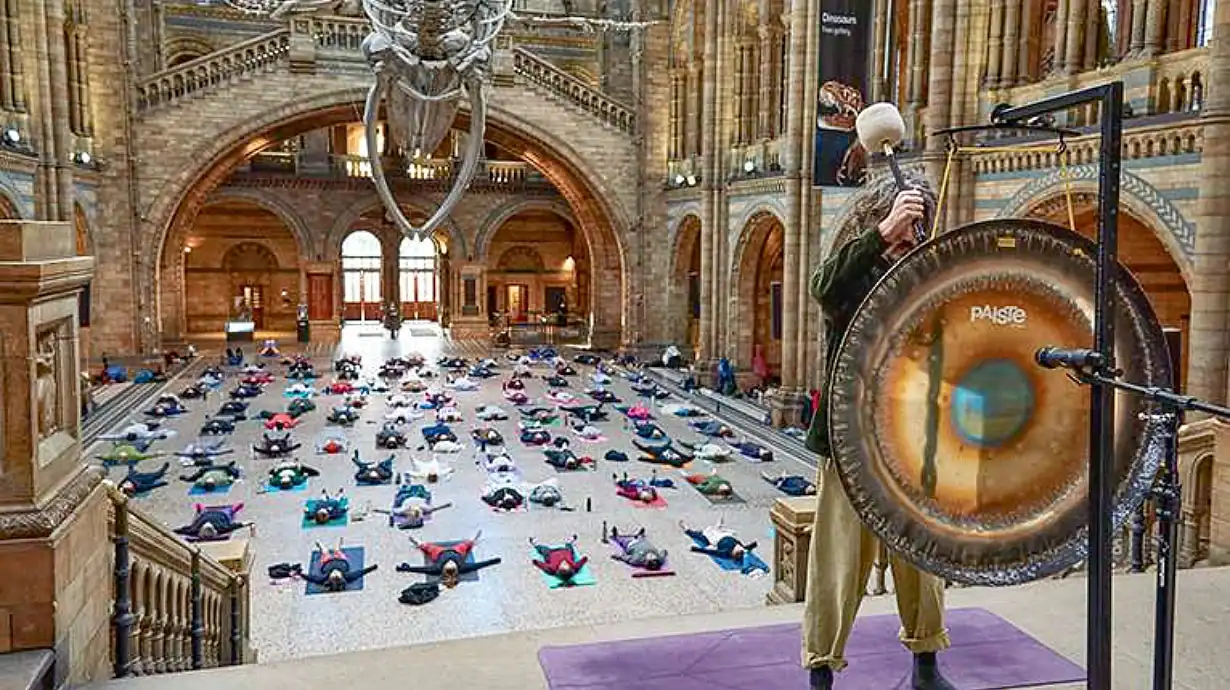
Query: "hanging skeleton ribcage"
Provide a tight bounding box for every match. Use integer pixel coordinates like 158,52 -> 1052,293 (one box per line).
361,0 -> 510,238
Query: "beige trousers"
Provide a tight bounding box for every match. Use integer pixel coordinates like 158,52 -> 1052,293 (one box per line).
801,458 -> 950,671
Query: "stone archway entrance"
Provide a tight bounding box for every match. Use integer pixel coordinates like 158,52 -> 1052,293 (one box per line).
730,212 -> 785,384
671,215 -> 701,354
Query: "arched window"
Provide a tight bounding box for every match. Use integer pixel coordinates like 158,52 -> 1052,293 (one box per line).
399,236 -> 437,320
342,230 -> 382,321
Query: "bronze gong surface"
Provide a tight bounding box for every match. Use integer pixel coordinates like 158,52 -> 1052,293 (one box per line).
827,219 -> 1172,587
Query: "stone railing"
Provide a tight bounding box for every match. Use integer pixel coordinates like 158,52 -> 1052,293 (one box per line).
967,118 -> 1202,176
107,483 -> 251,677
307,15 -> 369,55
136,29 -> 291,111
1154,48 -> 1208,114
511,47 -> 636,134
229,156 -> 557,195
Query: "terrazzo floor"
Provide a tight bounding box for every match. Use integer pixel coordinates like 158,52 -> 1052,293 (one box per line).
94,323 -> 811,663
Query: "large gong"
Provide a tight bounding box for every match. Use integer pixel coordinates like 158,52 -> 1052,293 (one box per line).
827,219 -> 1172,587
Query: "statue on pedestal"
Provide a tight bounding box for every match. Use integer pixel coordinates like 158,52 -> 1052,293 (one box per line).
34,332 -> 60,440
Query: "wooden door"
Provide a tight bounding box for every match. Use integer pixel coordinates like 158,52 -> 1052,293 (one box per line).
507,284 -> 528,322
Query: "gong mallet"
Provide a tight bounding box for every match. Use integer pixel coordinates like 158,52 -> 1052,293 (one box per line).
855,102 -> 928,245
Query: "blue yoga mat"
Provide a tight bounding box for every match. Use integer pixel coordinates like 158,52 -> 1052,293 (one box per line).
188,484 -> 233,496
305,546 -> 367,594
532,545 -> 597,589
265,481 -> 308,493
688,534 -> 769,575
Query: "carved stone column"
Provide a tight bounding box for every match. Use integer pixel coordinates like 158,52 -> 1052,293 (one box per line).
697,0 -> 719,368
1053,0 -> 1071,72
1063,0 -> 1088,73
1188,0 -> 1230,408
1130,0 -> 1148,54
767,497 -> 816,604
1000,0 -> 1021,86
1143,0 -> 1166,56
757,25 -> 775,139
0,220 -> 111,685
871,0 -> 890,101
906,0 -> 928,141
986,0 -> 1005,86
924,0 -> 958,190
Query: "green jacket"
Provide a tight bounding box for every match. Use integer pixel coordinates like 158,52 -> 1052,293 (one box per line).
805,228 -> 890,458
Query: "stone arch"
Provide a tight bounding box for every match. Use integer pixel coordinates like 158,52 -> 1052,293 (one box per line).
496,245 -> 546,272
997,165 -> 1195,278
669,214 -> 702,349
474,198 -> 576,262
144,88 -> 628,349
729,210 -> 785,376
222,241 -> 279,272
201,188 -> 313,260
164,35 -> 215,66
325,196 -> 467,262
0,185 -> 22,220
731,200 -> 787,242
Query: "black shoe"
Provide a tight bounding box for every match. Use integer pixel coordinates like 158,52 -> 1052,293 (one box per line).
809,666 -> 833,690
911,653 -> 956,690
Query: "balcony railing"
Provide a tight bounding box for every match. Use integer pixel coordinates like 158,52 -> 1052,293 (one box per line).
231,153 -> 557,193
107,481 -> 251,677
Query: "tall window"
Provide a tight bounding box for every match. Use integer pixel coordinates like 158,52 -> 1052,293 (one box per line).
399,236 -> 436,318
342,230 -> 382,320
345,123 -> 385,178
1198,0 -> 1216,46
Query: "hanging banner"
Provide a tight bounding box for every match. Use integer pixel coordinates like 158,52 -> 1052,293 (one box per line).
814,0 -> 872,186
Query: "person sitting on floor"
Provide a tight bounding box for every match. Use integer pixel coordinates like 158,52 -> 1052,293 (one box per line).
679,517 -> 759,566
762,470 -> 815,496
304,538 -> 377,591
530,536 -> 588,585
398,531 -> 502,587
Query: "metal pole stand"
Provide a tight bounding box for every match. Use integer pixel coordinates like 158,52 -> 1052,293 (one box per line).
1042,363 -> 1230,690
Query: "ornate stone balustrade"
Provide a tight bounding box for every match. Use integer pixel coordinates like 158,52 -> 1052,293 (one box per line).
136,30 -> 291,111
228,157 -> 559,195
107,483 -> 251,676
511,47 -> 636,134
967,118 -> 1202,176
725,138 -> 785,180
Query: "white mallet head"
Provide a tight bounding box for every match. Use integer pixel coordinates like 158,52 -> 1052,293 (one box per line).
856,102 -> 907,153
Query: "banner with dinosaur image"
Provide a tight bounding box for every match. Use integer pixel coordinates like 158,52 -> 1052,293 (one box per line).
813,0 -> 872,187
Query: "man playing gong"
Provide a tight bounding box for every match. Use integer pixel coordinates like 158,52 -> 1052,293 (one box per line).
802,172 -> 954,690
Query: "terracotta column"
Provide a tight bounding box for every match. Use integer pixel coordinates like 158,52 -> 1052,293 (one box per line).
872,0 -> 890,101
1143,0 -> 1166,55
925,0 -> 957,191
1187,0 -> 1230,407
986,0 -> 1005,86
1129,0 -> 1147,53
906,0 -> 929,141
0,0 -> 25,111
1064,0 -> 1088,73
1017,0 -> 1037,80
1000,0 -> 1021,86
0,220 -> 111,686
697,0 -> 719,366
1053,0 -> 1071,72
757,24 -> 776,138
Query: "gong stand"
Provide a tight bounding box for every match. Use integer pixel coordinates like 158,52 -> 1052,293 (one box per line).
995,84 -> 1125,690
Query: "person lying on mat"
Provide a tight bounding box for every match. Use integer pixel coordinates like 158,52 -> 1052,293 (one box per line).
398,531 -> 502,588
614,473 -> 660,503
530,536 -> 588,584
305,489 -> 349,524
634,439 -> 692,468
684,471 -> 734,497
179,461 -> 241,492
268,460 -> 319,489
304,538 -> 377,592
607,526 -> 668,571
680,517 -> 758,563
762,470 -> 815,496
545,448 -> 594,471
483,484 -> 526,511
173,503 -> 250,541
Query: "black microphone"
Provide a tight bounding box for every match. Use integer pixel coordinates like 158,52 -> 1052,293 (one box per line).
1035,347 -> 1104,370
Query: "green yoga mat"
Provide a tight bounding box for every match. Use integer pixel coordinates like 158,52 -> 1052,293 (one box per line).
531,545 -> 597,589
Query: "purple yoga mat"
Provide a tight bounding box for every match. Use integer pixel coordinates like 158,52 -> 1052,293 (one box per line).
538,607 -> 1083,690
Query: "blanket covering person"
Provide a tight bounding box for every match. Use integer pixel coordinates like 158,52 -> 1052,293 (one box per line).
801,173 -> 953,690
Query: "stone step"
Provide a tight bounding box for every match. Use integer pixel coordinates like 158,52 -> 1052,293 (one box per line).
0,650 -> 54,690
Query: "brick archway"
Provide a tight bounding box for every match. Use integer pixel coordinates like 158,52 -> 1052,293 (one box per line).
142,91 -> 629,351
669,214 -> 701,350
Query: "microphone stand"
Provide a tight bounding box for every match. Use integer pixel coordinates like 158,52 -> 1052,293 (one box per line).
1048,362 -> 1230,690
